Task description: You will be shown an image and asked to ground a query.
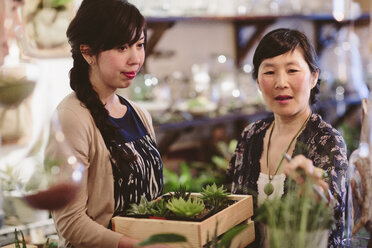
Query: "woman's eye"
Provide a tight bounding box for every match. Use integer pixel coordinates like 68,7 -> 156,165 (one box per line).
264,71 -> 274,75
288,69 -> 299,73
137,42 -> 145,48
118,45 -> 128,51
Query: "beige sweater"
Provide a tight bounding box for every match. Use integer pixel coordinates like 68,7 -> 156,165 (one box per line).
47,93 -> 156,248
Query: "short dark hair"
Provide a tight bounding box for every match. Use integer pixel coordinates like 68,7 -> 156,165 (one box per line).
252,28 -> 320,105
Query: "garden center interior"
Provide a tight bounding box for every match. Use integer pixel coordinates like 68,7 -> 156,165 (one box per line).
0,0 -> 371,247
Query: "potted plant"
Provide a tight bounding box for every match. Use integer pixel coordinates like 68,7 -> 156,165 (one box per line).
112,184 -> 255,247
126,184 -> 232,221
255,179 -> 334,248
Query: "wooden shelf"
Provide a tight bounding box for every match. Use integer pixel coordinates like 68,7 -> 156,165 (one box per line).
146,13 -> 369,23
154,97 -> 362,157
145,13 -> 370,66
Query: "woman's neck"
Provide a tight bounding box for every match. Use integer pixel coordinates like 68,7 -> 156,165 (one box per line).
273,109 -> 312,136
89,71 -> 117,105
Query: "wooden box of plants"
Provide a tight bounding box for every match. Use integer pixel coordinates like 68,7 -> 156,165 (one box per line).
112,184 -> 255,247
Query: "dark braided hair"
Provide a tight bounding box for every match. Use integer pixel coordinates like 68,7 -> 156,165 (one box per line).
66,0 -> 146,162
252,28 -> 320,105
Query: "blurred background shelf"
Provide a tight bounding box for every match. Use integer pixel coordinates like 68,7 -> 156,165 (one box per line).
145,13 -> 370,66
154,96 -> 362,162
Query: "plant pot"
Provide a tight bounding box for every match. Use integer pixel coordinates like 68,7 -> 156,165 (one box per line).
266,227 -> 329,248
112,193 -> 255,248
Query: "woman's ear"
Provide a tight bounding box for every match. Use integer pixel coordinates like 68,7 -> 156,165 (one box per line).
80,44 -> 94,65
256,79 -> 262,91
311,69 -> 319,89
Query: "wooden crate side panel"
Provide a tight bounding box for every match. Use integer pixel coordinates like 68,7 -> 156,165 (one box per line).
199,195 -> 253,245
229,220 -> 255,248
112,216 -> 202,247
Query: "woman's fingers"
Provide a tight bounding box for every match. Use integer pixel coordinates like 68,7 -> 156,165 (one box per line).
283,154 -> 313,183
283,155 -> 328,188
317,178 -> 329,192
282,154 -> 331,203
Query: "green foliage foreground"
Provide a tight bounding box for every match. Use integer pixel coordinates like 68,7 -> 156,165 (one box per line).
255,179 -> 334,248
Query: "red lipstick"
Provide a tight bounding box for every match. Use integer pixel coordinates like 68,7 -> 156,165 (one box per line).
123,71 -> 136,79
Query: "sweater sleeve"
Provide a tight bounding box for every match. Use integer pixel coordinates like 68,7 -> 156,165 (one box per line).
47,106 -> 122,248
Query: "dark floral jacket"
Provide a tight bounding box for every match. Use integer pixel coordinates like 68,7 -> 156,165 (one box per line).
227,113 -> 348,248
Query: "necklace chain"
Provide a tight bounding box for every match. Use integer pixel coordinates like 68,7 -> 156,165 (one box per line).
266,112 -> 312,181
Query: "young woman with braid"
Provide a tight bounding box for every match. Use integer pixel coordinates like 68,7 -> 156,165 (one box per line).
227,29 -> 348,247
45,0 -> 166,247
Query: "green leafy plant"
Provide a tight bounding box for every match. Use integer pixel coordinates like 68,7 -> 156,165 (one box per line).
211,140 -> 238,170
166,197 -> 205,218
163,162 -> 218,193
217,223 -> 248,248
162,140 -> 238,195
205,222 -> 248,248
127,196 -> 153,216
255,179 -> 334,248
200,183 -> 230,212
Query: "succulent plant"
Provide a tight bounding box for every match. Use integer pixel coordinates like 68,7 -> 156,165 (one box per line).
166,197 -> 205,218
150,199 -> 169,217
127,196 -> 153,216
168,185 -> 191,201
200,183 -> 230,211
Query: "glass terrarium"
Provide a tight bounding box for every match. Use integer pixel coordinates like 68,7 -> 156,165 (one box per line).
0,0 -> 83,215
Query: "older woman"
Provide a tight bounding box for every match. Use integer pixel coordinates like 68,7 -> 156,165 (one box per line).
227,28 -> 347,248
